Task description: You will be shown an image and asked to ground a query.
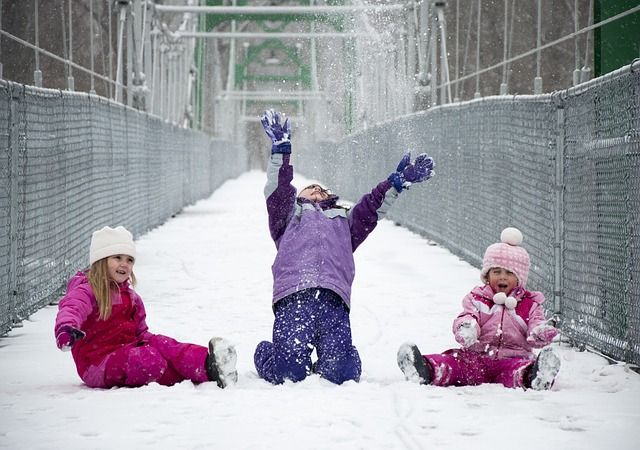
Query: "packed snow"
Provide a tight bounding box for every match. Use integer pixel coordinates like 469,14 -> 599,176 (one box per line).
1,171 -> 638,449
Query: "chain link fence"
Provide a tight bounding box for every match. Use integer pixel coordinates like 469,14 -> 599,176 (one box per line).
296,60 -> 640,366
0,80 -> 245,335
2,62 -> 638,367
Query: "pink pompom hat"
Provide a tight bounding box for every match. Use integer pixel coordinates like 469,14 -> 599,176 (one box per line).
480,227 -> 530,288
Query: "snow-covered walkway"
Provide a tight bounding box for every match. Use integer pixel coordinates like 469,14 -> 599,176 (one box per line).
1,171 -> 638,449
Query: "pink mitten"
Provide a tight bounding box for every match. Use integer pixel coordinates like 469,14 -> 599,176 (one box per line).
55,326 -> 85,351
455,321 -> 479,348
527,324 -> 558,346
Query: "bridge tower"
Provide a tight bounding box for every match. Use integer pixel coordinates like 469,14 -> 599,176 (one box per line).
192,0 -> 359,164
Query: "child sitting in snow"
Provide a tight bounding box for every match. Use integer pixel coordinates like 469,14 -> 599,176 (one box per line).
54,226 -> 237,389
254,109 -> 435,385
397,227 -> 561,390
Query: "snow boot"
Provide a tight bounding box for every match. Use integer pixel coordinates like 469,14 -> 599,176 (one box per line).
528,346 -> 561,390
397,342 -> 431,385
206,337 -> 238,388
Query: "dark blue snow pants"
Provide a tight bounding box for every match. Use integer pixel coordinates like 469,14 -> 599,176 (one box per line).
254,288 -> 361,385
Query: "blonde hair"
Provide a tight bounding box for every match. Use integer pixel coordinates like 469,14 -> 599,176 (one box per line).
87,258 -> 136,320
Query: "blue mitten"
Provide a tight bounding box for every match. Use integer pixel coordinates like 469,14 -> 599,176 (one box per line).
388,152 -> 435,192
260,109 -> 292,154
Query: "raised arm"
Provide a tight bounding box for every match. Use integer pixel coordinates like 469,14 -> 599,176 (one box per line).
349,151 -> 435,251
262,109 -> 297,244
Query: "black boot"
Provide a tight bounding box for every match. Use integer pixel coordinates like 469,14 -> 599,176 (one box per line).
526,346 -> 561,390
397,342 -> 432,385
205,337 -> 238,388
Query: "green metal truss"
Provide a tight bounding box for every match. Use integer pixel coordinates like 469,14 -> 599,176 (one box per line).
193,0 -> 356,132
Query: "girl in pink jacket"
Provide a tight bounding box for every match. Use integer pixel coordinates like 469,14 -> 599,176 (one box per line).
397,227 -> 561,390
54,226 -> 237,389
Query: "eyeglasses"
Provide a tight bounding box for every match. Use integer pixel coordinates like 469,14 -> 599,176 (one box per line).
302,184 -> 331,196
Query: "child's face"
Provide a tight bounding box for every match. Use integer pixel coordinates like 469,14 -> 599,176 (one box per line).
298,184 -> 331,202
487,267 -> 519,294
107,254 -> 135,284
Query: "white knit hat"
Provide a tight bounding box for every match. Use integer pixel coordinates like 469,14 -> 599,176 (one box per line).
89,226 -> 136,265
480,227 -> 530,288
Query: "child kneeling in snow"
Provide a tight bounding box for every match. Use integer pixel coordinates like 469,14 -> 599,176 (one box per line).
397,227 -> 561,390
54,226 -> 237,389
254,109 -> 435,385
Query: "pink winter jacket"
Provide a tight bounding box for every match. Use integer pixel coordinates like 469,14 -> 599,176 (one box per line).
452,284 -> 553,359
54,271 -> 153,387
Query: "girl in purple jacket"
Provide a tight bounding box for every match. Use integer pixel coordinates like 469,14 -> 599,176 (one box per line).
254,109 -> 435,385
397,227 -> 561,390
54,226 -> 237,389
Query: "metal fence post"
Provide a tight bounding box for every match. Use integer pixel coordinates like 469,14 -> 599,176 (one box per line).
553,95 -> 566,318
8,84 -> 22,327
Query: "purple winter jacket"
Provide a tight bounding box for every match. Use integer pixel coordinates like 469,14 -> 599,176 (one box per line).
265,153 -> 399,308
54,271 -> 153,386
453,284 -> 553,359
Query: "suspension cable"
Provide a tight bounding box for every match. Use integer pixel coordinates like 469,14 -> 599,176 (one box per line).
506,0 -> 515,87
33,0 -> 41,86
536,0 -> 542,79
90,0 -> 95,93
441,3 -> 640,91
459,0 -> 475,100
574,0 -> 579,72
474,0 -> 481,97
0,0 -> 2,79
60,2 -> 68,78
454,0 -> 459,100
0,28 -> 122,90
501,0 -> 508,88
583,0 -> 594,69
108,0 -> 113,98
68,0 -> 74,90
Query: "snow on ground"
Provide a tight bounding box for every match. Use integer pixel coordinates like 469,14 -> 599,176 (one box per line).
1,171 -> 638,449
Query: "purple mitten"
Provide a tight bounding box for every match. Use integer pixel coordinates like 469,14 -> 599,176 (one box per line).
403,153 -> 435,183
455,320 -> 478,348
260,109 -> 291,154
526,324 -> 558,347
56,326 -> 85,351
388,152 -> 435,192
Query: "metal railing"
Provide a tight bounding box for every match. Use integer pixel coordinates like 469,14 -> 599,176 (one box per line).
295,60 -> 640,366
0,79 -> 244,334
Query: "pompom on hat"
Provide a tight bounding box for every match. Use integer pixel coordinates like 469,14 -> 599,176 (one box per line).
89,226 -> 136,265
480,227 -> 530,288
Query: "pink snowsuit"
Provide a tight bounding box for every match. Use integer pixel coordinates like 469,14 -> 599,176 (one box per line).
54,272 -> 209,388
423,284 -> 555,388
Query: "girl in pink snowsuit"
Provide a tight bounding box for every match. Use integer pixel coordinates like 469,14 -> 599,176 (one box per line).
397,227 -> 561,390
54,226 -> 237,389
